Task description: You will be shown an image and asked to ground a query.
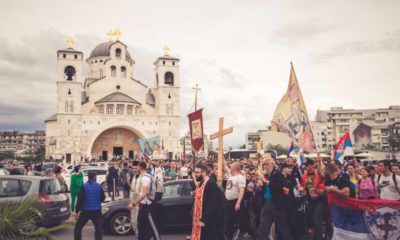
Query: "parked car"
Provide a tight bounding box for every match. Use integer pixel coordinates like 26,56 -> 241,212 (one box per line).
63,167 -> 108,192
0,175 -> 70,228
0,168 -> 10,176
101,179 -> 195,236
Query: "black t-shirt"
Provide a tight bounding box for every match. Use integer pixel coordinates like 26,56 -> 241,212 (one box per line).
269,171 -> 290,209
324,174 -> 354,198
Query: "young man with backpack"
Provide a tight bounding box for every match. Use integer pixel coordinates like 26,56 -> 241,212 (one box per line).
377,160 -> 400,200
119,161 -> 133,199
133,161 -> 162,240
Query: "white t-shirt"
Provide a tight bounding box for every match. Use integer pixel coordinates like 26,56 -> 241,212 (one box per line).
378,174 -> 400,200
180,167 -> 189,177
225,174 -> 246,200
139,175 -> 152,204
153,167 -> 164,182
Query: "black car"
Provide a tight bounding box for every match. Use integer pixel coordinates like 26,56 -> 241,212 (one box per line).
101,179 -> 195,236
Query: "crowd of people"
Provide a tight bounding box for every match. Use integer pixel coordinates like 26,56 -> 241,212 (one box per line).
2,156 -> 400,240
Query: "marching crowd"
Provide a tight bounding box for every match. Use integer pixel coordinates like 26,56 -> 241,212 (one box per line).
2,156 -> 400,240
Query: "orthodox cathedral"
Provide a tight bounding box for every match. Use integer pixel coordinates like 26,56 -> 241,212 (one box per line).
45,31 -> 181,164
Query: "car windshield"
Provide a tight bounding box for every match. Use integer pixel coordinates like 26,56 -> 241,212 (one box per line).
40,179 -> 61,195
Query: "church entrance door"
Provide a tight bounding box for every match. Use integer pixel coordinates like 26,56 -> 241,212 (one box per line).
113,147 -> 123,157
102,151 -> 108,161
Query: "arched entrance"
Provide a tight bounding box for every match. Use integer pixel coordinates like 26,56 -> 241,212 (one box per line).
90,127 -> 142,160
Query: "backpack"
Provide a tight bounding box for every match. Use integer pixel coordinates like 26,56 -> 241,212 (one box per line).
120,168 -> 131,189
377,173 -> 400,196
143,174 -> 164,202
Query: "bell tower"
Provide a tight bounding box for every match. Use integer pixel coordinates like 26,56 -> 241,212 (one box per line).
56,37 -> 83,114
153,45 -> 181,157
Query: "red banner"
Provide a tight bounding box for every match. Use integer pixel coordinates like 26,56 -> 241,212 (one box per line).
188,109 -> 204,152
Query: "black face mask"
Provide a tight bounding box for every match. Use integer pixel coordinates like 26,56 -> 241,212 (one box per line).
196,176 -> 204,182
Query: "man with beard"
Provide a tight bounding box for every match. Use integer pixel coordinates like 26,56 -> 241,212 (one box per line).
127,161 -> 141,233
191,163 -> 221,240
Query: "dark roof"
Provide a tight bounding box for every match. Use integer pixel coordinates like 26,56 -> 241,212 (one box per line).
146,89 -> 155,106
44,114 -> 57,123
94,92 -> 141,105
57,48 -> 83,54
89,41 -> 132,60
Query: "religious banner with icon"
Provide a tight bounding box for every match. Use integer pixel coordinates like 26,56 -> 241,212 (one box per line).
271,63 -> 317,152
188,109 -> 204,152
138,137 -> 160,158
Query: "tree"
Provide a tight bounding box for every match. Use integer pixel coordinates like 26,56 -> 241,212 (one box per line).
266,144 -> 289,156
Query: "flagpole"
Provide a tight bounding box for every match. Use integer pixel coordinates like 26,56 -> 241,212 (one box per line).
192,84 -> 201,167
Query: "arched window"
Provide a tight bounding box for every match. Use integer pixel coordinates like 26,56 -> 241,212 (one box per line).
111,66 -> 116,77
121,66 -> 126,78
116,48 -> 121,58
164,72 -> 174,86
100,69 -> 103,78
64,66 -> 75,81
65,101 -> 69,112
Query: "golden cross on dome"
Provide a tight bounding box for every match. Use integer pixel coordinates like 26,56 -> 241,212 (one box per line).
113,28 -> 121,41
163,45 -> 170,56
67,37 -> 74,49
107,30 -> 113,41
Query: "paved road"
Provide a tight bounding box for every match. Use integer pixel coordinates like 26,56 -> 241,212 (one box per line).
52,226 -> 189,240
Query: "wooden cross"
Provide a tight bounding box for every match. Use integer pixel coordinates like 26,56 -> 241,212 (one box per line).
192,84 -> 201,111
210,117 -> 233,187
67,37 -> 74,49
257,141 -> 263,175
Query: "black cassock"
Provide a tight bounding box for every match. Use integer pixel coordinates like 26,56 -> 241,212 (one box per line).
199,179 -> 223,240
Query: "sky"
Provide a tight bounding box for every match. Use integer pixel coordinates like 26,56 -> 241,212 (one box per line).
0,0 -> 399,147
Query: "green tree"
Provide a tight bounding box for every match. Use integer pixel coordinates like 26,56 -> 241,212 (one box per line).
266,144 -> 289,156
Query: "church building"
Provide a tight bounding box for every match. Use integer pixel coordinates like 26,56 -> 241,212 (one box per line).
45,32 -> 181,164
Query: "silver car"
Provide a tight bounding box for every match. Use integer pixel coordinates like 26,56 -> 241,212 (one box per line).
0,175 -> 71,227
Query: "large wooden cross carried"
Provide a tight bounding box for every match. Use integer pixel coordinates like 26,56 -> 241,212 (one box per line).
210,117 -> 233,187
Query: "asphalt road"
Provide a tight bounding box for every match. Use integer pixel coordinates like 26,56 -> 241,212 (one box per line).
51,226 -> 189,240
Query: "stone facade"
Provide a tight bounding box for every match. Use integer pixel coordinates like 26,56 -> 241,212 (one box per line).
45,38 -> 181,164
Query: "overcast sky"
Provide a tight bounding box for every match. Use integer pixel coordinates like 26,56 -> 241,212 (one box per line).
0,0 -> 399,147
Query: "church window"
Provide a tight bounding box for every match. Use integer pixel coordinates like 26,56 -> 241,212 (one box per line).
121,66 -> 126,78
100,60 -> 103,62
106,104 -> 114,114
70,101 -> 74,112
111,66 -> 116,77
63,54 -> 66,59
156,74 -> 159,86
164,72 -> 174,86
116,104 -> 124,115
166,104 -> 174,115
68,120 -> 70,124
172,61 -> 175,66
98,105 -> 104,114
127,105 -> 133,115
64,66 -> 76,81
163,61 -> 165,65
65,101 -> 69,112
83,121 -> 85,124
116,48 -> 121,58
98,121 -> 100,125
74,55 -> 78,59
169,121 -> 171,126
116,85 -> 120,90
95,60 -> 98,63
100,69 -> 103,78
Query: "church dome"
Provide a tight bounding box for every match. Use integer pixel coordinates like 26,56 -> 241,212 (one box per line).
89,41 -> 133,60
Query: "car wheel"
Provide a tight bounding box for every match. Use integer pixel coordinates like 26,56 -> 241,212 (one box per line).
101,182 -> 107,192
109,212 -> 133,236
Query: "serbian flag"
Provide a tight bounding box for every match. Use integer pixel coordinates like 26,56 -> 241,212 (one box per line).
297,147 -> 305,166
328,192 -> 400,239
288,140 -> 295,157
333,132 -> 354,163
188,109 -> 204,152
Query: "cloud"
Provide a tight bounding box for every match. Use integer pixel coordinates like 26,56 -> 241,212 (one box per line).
316,30 -> 400,60
270,22 -> 338,47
